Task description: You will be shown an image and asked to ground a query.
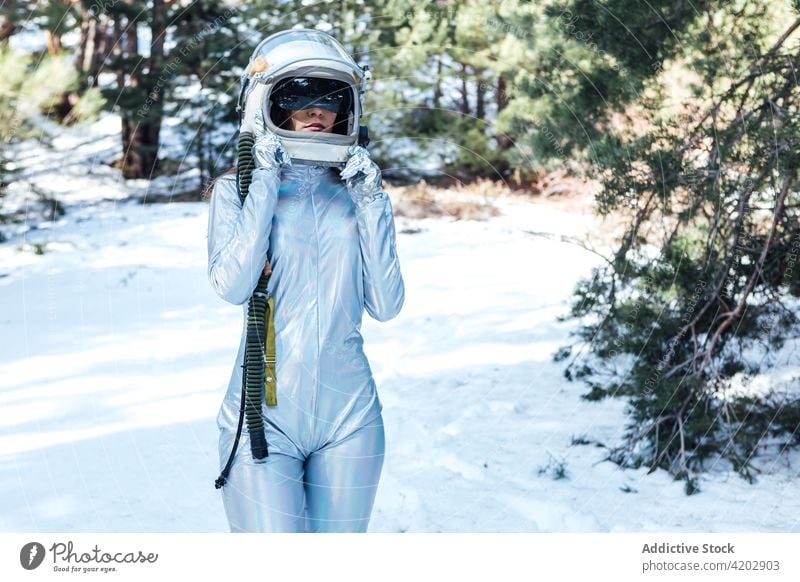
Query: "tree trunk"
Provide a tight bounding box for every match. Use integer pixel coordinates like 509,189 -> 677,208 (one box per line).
151,0 -> 165,75
45,30 -> 61,55
112,15 -> 124,92
76,9 -> 109,86
433,54 -> 443,109
76,8 -> 90,74
197,106 -> 206,186
460,61 -> 470,115
114,14 -> 142,178
1,17 -> 19,41
496,73 -> 513,150
90,21 -> 110,87
125,20 -> 138,82
475,68 -> 485,121
139,0 -> 166,177
497,73 -> 509,111
117,5 -> 165,179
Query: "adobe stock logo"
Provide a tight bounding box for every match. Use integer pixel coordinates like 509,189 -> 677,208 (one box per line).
20,542 -> 46,570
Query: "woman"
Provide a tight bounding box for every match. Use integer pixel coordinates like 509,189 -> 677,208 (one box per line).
205,76 -> 405,532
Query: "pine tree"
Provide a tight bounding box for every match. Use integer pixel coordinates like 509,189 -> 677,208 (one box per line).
164,0 -> 243,189
540,0 -> 800,492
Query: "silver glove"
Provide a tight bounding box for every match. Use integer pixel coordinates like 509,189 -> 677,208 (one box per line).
341,145 -> 386,208
252,107 -> 292,172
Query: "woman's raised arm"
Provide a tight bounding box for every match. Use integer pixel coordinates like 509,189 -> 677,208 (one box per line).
342,146 -> 405,322
207,169 -> 281,305
354,192 -> 406,322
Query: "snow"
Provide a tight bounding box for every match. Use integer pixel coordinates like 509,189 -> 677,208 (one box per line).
1,113 -> 800,533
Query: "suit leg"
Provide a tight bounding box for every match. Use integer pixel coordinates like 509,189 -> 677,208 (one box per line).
304,416 -> 385,533
219,430 -> 306,533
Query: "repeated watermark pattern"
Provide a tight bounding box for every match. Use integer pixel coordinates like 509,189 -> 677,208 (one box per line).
404,8 -> 530,40
137,8 -> 235,118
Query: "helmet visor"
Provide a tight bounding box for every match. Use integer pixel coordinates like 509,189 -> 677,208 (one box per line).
272,77 -> 351,114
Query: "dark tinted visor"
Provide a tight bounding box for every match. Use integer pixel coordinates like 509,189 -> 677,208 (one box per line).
272,77 -> 351,113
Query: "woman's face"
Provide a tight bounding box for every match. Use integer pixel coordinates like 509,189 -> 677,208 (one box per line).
287,106 -> 336,133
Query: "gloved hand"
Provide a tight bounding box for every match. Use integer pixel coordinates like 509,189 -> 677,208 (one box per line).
252,106 -> 292,173
341,145 -> 386,208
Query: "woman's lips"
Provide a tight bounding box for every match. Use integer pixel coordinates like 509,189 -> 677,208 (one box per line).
304,123 -> 324,131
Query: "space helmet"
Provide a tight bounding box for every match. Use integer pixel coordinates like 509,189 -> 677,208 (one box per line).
237,28 -> 371,167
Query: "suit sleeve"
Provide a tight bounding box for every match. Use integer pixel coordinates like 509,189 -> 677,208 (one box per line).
354,191 -> 406,322
207,169 -> 281,305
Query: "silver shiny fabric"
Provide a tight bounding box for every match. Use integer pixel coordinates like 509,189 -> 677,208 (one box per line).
341,145 -> 385,207
252,107 -> 292,172
207,163 -> 404,532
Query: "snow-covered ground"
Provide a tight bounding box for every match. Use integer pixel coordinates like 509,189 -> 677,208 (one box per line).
1,114 -> 799,533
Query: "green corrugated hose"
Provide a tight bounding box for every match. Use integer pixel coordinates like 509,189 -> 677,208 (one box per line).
215,130 -> 277,489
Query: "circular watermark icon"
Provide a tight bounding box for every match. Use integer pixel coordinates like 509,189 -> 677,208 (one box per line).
20,542 -> 46,570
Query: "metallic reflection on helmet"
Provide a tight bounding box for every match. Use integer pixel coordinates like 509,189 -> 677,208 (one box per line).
240,28 -> 369,166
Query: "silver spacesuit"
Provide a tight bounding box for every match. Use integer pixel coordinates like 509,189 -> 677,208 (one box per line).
207,158 -> 405,532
